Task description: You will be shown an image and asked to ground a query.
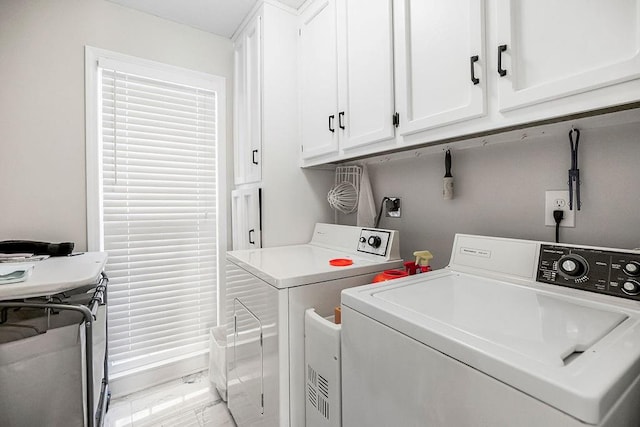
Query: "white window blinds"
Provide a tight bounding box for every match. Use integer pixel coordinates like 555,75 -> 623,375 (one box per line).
99,64 -> 218,374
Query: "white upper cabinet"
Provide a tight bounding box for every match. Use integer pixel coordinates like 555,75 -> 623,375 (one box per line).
299,0 -> 395,160
300,0 -> 339,159
395,0 -> 486,135
337,0 -> 395,150
495,0 -> 640,111
297,0 -> 640,166
234,15 -> 262,185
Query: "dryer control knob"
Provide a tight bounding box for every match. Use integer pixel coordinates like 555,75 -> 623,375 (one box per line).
622,280 -> 640,296
367,235 -> 382,248
624,261 -> 640,277
558,254 -> 589,279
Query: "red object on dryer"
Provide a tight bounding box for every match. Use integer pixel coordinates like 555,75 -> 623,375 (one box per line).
373,269 -> 409,283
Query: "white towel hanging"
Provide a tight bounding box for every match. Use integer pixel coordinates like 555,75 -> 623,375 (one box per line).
357,164 -> 376,227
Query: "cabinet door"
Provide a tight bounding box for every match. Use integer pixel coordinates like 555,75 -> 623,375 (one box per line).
231,187 -> 262,250
496,0 -> 640,111
233,37 -> 248,184
395,0 -> 486,135
234,16 -> 262,185
300,0 -> 339,159
337,0 -> 395,150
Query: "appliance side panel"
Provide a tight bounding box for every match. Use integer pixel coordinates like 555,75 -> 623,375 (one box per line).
341,306 -> 585,427
601,370 -> 640,427
226,260 -> 282,426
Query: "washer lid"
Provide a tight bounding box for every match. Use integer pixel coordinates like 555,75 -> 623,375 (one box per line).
341,271 -> 640,424
374,273 -> 626,367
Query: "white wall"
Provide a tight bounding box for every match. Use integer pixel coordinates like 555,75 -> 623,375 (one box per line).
260,3 -> 335,247
340,120 -> 640,269
0,0 -> 234,251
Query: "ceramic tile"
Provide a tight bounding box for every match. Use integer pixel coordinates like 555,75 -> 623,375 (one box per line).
104,371 -> 233,427
195,401 -> 236,426
103,398 -> 133,427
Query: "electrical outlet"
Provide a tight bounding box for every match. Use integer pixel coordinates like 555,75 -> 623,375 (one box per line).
384,197 -> 401,218
545,190 -> 575,227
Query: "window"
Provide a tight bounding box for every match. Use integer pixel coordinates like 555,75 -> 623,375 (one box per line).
85,47 -> 226,377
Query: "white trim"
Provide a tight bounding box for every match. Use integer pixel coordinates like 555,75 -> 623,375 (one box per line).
232,0 -> 298,41
85,46 -> 103,251
109,353 -> 209,398
215,70 -> 228,327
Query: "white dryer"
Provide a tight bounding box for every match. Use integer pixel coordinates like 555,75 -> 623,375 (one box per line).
225,223 -> 402,427
341,234 -> 640,427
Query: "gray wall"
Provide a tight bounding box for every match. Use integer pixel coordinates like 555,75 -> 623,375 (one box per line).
343,120 -> 640,269
0,0 -> 234,251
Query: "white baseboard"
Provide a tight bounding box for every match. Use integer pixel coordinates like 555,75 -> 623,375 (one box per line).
109,353 -> 209,398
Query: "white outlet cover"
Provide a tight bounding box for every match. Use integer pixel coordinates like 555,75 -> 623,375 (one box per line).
545,190 -> 575,227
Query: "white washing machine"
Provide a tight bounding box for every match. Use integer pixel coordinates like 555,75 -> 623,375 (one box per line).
225,223 -> 402,427
341,234 -> 640,427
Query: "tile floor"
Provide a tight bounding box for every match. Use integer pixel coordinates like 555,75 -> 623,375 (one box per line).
104,372 -> 235,427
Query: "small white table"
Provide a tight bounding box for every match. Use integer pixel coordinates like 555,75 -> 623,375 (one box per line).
0,252 -> 107,301
0,252 -> 109,427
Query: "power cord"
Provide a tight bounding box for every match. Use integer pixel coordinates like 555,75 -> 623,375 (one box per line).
553,210 -> 564,243
374,197 -> 390,228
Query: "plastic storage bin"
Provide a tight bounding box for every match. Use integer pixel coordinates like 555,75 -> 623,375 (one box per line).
305,308 -> 342,427
209,325 -> 227,401
0,304 -> 106,427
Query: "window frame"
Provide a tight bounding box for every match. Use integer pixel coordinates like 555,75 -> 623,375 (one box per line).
84,46 -> 227,381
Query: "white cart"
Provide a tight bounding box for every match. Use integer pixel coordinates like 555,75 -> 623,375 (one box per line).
0,253 -> 109,427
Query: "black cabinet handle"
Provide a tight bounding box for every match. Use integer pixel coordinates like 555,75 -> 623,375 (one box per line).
338,111 -> 345,129
329,115 -> 335,132
249,229 -> 255,245
470,55 -> 479,85
252,149 -> 258,165
498,44 -> 507,77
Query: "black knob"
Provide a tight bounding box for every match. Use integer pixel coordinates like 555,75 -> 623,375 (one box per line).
359,237 -> 366,243
622,280 -> 640,296
624,261 -> 640,277
557,254 -> 589,279
367,236 -> 382,248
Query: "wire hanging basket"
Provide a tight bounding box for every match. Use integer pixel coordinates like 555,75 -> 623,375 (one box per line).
327,166 -> 362,214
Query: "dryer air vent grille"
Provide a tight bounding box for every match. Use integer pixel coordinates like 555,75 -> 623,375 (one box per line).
307,364 -> 331,420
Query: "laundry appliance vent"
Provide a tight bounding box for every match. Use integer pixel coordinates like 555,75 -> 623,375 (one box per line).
307,364 -> 330,420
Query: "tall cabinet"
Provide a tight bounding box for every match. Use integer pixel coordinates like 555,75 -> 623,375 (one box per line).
232,12 -> 263,250
231,1 -> 334,249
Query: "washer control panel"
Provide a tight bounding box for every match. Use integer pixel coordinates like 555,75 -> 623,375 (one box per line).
537,244 -> 640,301
357,229 -> 391,257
